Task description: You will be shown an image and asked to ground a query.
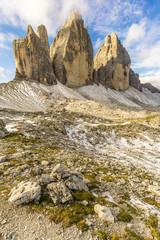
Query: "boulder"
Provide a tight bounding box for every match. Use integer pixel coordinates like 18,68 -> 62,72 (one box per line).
129,69 -> 142,91
38,174 -> 55,186
8,181 -> 41,205
94,204 -> 114,223
141,83 -> 160,93
50,10 -> 93,87
0,156 -> 7,163
13,25 -> 56,85
50,163 -> 70,180
65,175 -> 89,191
50,163 -> 88,191
94,33 -> 131,91
0,120 -> 8,138
47,182 -> 73,204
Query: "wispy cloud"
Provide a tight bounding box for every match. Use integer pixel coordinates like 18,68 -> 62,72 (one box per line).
0,0 -> 144,37
94,37 -> 104,50
0,32 -> 18,50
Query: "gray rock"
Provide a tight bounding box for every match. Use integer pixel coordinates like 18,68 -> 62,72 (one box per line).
47,182 -> 72,204
38,174 -> 55,186
129,69 -> 142,91
65,175 -> 89,192
41,161 -> 49,166
8,181 -> 41,205
94,204 -> 114,223
0,120 -> 8,138
0,156 -> 7,163
141,83 -> 160,93
50,163 -> 70,180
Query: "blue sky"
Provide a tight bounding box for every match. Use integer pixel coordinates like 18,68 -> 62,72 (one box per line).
0,0 -> 160,88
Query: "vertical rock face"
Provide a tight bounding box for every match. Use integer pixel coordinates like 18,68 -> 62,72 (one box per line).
94,33 -> 131,91
129,69 -> 142,91
37,25 -> 50,54
13,25 -> 56,85
50,10 -> 94,88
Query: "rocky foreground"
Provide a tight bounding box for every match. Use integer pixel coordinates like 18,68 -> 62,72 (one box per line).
0,99 -> 160,240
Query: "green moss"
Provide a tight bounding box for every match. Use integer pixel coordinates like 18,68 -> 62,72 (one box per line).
72,191 -> 96,202
96,230 -> 108,240
102,175 -> 115,182
28,193 -> 55,212
117,209 -> 133,223
142,198 -> 160,208
71,201 -> 94,215
4,132 -> 20,140
126,204 -> 138,215
110,234 -> 123,240
122,193 -> 130,201
83,173 -> 98,189
125,228 -> 143,240
48,206 -> 82,228
95,167 -> 115,174
151,228 -> 160,239
77,220 -> 89,231
145,215 -> 158,228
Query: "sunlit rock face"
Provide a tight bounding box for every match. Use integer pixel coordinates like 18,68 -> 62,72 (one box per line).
94,33 -> 131,91
13,25 -> 56,85
50,10 -> 94,88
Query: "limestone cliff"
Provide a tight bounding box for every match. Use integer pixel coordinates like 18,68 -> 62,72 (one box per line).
129,69 -> 142,91
13,25 -> 56,85
94,33 -> 131,91
50,10 -> 93,88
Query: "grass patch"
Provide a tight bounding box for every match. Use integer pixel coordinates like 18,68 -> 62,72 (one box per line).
125,228 -> 143,240
96,230 -> 108,240
83,173 -> 99,189
145,215 -> 158,228
77,220 -> 89,231
72,191 -> 96,202
102,175 -> 115,182
142,197 -> 160,208
151,228 -> 160,239
117,209 -> 133,223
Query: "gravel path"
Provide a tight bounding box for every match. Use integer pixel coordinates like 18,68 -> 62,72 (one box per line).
0,197 -> 94,240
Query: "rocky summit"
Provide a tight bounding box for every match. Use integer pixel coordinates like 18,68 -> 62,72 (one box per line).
50,10 -> 93,87
94,33 -> 131,90
13,25 -> 56,85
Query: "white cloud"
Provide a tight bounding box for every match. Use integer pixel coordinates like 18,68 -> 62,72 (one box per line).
124,19 -> 146,47
0,0 -> 144,38
139,70 -> 160,89
0,32 -> 18,50
94,37 -> 104,50
0,0 -> 88,36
